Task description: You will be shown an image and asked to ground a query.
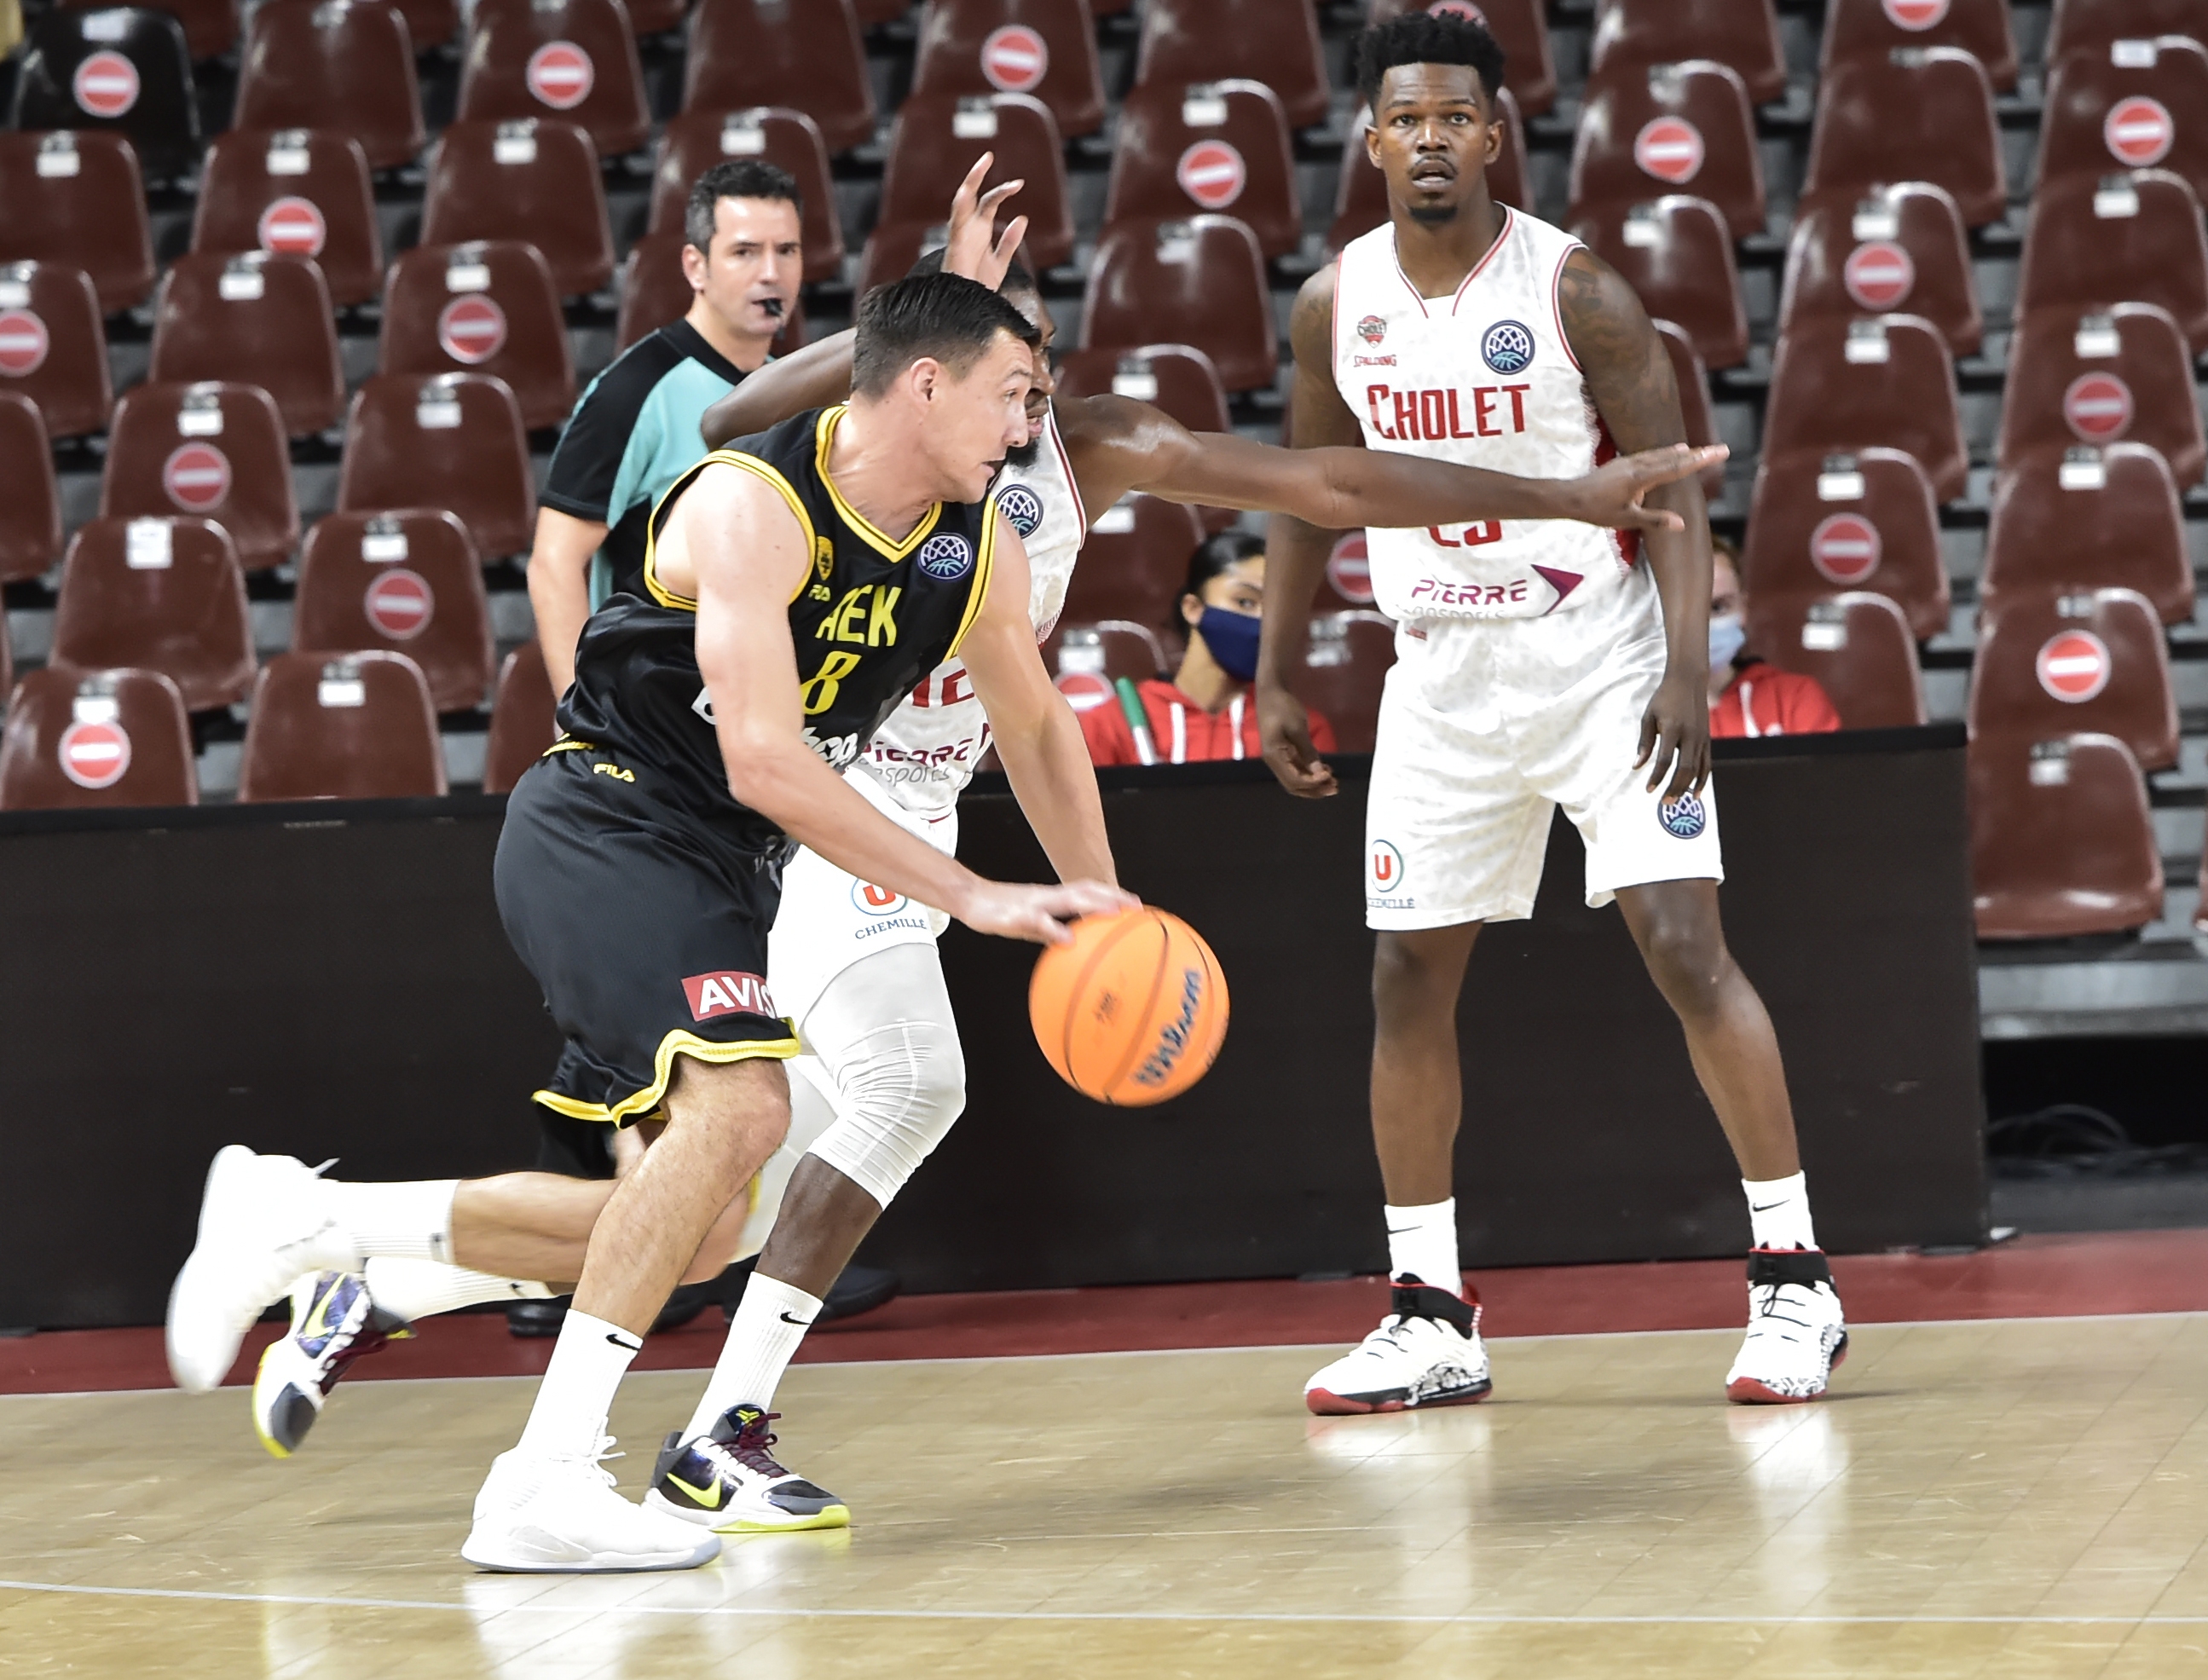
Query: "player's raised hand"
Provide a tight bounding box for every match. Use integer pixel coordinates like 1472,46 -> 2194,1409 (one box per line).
943,155 -> 1031,291
1566,444 -> 1728,532
1636,671 -> 1713,800
1257,681 -> 1338,800
956,878 -> 1139,945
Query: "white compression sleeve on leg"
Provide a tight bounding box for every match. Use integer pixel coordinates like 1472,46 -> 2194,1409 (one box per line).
363,1257 -> 551,1323
734,1060 -> 842,1259
799,943 -> 968,1210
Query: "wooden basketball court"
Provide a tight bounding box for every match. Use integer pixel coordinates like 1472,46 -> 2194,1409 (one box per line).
3,1307 -> 2205,1678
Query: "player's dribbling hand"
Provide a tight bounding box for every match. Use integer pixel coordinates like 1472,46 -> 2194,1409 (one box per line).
1569,444 -> 1729,531
957,878 -> 1140,945
1257,681 -> 1338,800
944,155 -> 1032,292
1637,672 -> 1713,800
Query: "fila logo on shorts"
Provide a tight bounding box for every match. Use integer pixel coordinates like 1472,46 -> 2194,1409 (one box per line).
1660,792 -> 1708,839
682,970 -> 777,1021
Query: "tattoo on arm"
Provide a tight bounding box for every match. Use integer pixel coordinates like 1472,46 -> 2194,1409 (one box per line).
1555,249 -> 1685,455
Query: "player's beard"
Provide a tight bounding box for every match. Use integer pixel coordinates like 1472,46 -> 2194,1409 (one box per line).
1407,200 -> 1462,227
1003,430 -> 1043,470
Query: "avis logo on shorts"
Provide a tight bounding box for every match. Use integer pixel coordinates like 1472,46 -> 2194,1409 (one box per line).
1659,792 -> 1708,839
997,485 -> 1043,539
1482,320 -> 1535,375
682,970 -> 777,1022
916,533 -> 974,580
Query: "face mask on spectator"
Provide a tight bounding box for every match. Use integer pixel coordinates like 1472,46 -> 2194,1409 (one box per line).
1197,606 -> 1263,682
1708,613 -> 1746,672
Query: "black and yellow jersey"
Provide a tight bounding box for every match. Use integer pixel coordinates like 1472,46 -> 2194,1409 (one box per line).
553,404 -> 1001,850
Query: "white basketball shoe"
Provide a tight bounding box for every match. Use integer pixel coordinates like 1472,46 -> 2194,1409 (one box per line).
461,1441 -> 722,1573
1725,1249 -> 1849,1404
1304,1279 -> 1493,1415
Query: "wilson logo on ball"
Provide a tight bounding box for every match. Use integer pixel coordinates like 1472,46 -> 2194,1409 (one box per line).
1842,240 -> 1915,310
1881,0 -> 1948,28
1327,532 -> 1373,604
436,294 -> 508,365
2103,96 -> 2175,168
162,443 -> 232,511
1029,908 -> 1228,1106
1176,140 -> 1247,211
1633,118 -> 1704,185
57,719 -> 130,790
72,51 -> 140,118
2062,372 -> 2134,443
0,309 -> 51,377
525,42 -> 595,111
980,24 -> 1048,93
2036,630 -> 2112,703
363,569 -> 433,640
257,196 -> 327,258
1809,512 -> 1881,586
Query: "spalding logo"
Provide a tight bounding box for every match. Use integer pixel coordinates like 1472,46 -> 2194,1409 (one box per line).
997,484 -> 1043,538
1130,966 -> 1206,1089
1659,791 -> 1708,839
1482,320 -> 1535,375
916,532 -> 974,580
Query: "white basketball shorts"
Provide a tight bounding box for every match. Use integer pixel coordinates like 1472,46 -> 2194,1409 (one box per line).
1362,570 -> 1724,931
768,767 -> 956,1034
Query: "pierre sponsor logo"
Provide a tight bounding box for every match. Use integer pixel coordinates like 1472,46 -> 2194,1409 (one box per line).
682,970 -> 777,1022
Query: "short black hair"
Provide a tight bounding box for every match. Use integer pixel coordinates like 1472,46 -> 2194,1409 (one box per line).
851,271 -> 1041,398
1356,11 -> 1508,111
685,160 -> 802,254
905,241 -> 1039,299
1184,531 -> 1265,602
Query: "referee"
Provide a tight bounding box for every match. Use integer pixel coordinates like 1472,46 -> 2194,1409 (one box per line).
528,159 -> 804,694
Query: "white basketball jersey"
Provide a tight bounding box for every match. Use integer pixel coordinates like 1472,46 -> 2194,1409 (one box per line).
1332,209 -> 1637,622
856,405 -> 1088,814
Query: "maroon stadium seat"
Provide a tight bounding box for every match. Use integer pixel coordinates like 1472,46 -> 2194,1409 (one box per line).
1654,320 -> 1727,500
649,108 -> 842,283
1984,443 -> 2193,626
2049,0 -> 2208,61
294,511 -> 494,712
1053,344 -> 1230,435
1761,313 -> 1968,502
238,650 -> 448,802
1135,0 -> 1329,130
483,637 -> 559,793
49,515 -> 255,710
1998,302 -> 2202,487
1589,0 -> 1786,106
0,393 -> 62,584
627,0 -> 686,32
1082,217 -> 1276,394
1822,0 -> 2017,89
0,667 -> 197,810
0,260 -> 112,438
855,219 -> 947,295
2040,36 -> 2208,212
192,130 -> 381,309
881,92 -> 1074,271
421,119 -> 614,298
235,0 -> 425,173
338,374 -> 535,562
1742,447 -> 1950,641
1048,620 -> 1171,718
0,131 -> 157,313
101,382 -> 299,569
379,241 -> 575,432
616,228 -> 809,352
1570,195 -> 1746,370
12,7 -> 201,184
1365,0 -> 1556,116
685,0 -> 875,156
2013,168 -> 2208,353
1970,730 -> 2161,938
911,0 -> 1108,140
1332,87 -> 1529,248
1061,495 -> 1205,631
147,251 -> 344,436
1781,182 -> 1981,359
62,0 -> 238,63
1570,60 -> 1765,240
1107,81 -> 1298,261
1296,611 -> 1397,754
1970,586 -> 2176,770
459,0 -> 651,159
1743,591 -> 1928,728
393,0 -> 460,50
1803,47 -> 2006,228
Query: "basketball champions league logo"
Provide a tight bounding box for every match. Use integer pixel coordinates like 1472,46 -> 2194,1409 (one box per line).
1482,320 -> 1535,376
997,485 -> 1044,539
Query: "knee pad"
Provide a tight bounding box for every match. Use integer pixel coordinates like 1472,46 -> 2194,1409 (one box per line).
804,1016 -> 968,1209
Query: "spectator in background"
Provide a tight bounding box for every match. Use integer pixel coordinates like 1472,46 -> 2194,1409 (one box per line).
1083,533 -> 1338,765
1708,535 -> 1841,738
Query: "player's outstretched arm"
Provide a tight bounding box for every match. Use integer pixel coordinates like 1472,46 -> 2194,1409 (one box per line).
960,512 -> 1118,890
684,469 -> 1130,944
1556,246 -> 1712,801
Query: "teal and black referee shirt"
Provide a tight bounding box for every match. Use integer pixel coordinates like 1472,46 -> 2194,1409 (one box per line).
540,319 -> 749,610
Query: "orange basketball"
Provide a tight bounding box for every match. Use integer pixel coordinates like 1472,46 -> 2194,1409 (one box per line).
1028,908 -> 1229,1106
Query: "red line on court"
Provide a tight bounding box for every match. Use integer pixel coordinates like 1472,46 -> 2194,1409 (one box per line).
4,1230 -> 2204,1397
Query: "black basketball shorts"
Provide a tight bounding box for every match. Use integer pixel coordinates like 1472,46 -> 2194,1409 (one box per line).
494,746 -> 801,1128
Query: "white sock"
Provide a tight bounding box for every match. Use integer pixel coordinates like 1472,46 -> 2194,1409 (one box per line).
1384,1198 -> 1462,1297
364,1256 -> 550,1323
684,1273 -> 823,1437
1744,1173 -> 1818,1251
515,1310 -> 640,1460
320,1178 -> 460,1266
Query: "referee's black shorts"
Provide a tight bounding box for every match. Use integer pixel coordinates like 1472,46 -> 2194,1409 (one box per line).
494,746 -> 800,1129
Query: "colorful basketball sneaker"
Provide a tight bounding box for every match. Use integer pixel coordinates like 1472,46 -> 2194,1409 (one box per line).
462,1440 -> 721,1573
1725,1249 -> 1849,1404
644,1404 -> 851,1533
252,1271 -> 412,1458
1304,1279 -> 1493,1415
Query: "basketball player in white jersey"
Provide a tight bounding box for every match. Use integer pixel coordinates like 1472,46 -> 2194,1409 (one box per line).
1260,13 -> 1847,1414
